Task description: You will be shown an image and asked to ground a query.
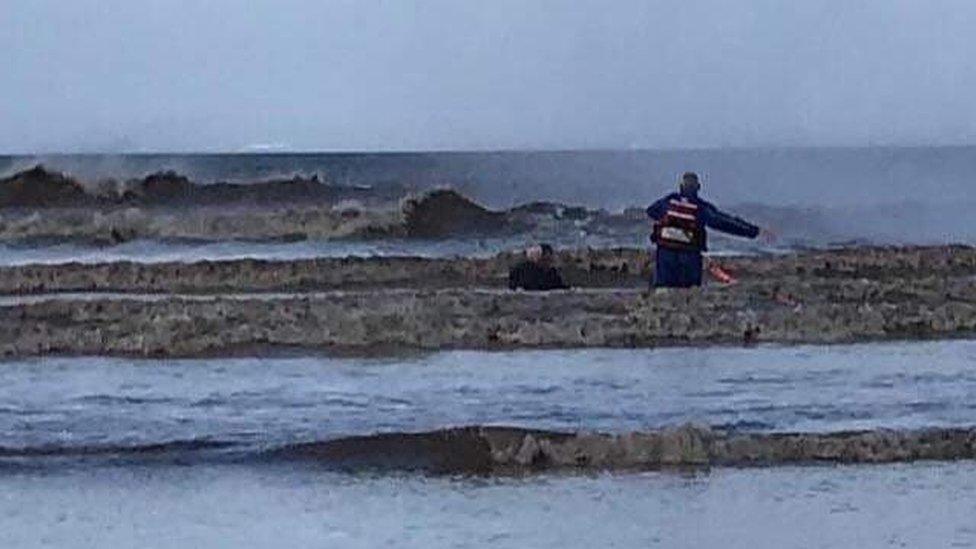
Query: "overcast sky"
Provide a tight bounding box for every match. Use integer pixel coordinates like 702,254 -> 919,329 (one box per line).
2,0 -> 975,153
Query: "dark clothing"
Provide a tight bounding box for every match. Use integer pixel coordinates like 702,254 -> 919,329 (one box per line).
654,248 -> 703,288
646,191 -> 760,252
508,261 -> 568,291
646,190 -> 760,288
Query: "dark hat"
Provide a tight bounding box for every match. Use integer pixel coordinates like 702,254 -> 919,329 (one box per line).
681,172 -> 699,183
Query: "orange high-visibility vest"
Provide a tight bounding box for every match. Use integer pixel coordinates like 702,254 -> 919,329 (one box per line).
652,198 -> 704,251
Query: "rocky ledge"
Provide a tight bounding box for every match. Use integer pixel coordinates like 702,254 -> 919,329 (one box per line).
2,272 -> 976,357
1,244 -> 974,294
1,245 -> 974,357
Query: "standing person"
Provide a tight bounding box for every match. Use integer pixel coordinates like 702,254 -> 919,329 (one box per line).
646,172 -> 770,288
508,244 -> 569,291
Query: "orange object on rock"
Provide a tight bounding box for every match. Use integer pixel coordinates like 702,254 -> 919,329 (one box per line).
708,263 -> 738,284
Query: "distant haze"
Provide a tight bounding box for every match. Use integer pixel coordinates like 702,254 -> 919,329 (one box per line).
2,0 -> 975,153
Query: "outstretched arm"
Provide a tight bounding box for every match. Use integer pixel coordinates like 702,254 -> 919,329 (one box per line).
701,203 -> 761,239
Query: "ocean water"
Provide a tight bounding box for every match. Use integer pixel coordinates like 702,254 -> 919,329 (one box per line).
1,148 -> 975,263
0,238 -> 530,266
3,149 -> 976,547
3,341 -> 976,457
3,462 -> 976,549
3,341 -> 976,547
4,147 -> 975,210
0,233 -> 665,266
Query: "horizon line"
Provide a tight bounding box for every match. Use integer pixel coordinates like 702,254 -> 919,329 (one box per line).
3,143 -> 976,156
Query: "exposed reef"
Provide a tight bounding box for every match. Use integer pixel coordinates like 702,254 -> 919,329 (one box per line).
0,245 -> 971,294
1,248 -> 975,356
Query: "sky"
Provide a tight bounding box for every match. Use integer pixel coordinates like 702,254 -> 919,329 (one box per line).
2,0 -> 975,153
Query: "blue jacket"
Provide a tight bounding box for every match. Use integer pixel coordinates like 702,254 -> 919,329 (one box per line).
646,191 -> 759,252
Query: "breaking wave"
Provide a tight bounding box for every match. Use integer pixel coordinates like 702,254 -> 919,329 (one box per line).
0,165 -> 400,208
2,165 -> 974,250
4,425 -> 976,473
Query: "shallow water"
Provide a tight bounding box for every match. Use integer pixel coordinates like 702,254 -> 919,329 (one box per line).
0,233 -> 780,266
3,340 -> 976,460
0,237 -> 534,266
4,341 -> 976,546
3,462 -> 976,549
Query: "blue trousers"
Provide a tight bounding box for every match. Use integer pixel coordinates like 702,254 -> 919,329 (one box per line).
654,247 -> 703,288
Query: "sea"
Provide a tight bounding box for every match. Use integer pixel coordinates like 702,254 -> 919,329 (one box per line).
1,147 -> 975,264
3,342 -> 976,548
3,147 -> 974,211
2,148 -> 976,548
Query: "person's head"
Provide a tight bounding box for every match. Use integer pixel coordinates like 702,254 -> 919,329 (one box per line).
526,243 -> 555,265
679,172 -> 701,196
